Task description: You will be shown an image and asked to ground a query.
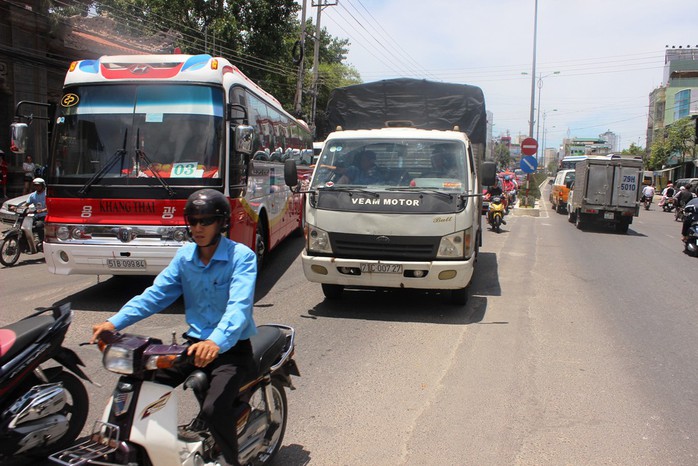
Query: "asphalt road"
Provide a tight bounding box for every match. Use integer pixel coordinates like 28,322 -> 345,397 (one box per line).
1,190 -> 697,465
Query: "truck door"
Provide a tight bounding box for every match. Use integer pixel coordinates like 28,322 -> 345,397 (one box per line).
612,166 -> 640,207
586,164 -> 612,205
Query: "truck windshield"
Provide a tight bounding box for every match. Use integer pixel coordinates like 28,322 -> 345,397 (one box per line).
311,139 -> 468,191
49,84 -> 224,186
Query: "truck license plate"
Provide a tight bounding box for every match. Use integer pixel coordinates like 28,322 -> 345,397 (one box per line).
360,263 -> 403,273
604,212 -> 615,220
107,259 -> 146,270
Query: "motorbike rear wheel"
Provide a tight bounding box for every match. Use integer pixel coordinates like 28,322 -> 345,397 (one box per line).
250,378 -> 288,465
0,235 -> 21,267
31,371 -> 89,457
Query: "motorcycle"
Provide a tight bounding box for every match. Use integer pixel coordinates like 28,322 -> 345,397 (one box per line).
642,195 -> 651,210
675,205 -> 685,222
661,197 -> 676,212
487,196 -> 506,233
0,303 -> 91,461
50,324 -> 300,466
0,203 -> 43,267
683,205 -> 698,257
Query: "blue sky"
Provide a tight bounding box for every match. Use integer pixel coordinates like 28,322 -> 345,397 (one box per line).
310,0 -> 698,151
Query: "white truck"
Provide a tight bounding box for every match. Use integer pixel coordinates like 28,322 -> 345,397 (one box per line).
285,78 -> 495,304
566,155 -> 643,233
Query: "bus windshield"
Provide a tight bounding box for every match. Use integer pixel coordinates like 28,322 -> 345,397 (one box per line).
50,84 -> 224,186
311,139 -> 468,191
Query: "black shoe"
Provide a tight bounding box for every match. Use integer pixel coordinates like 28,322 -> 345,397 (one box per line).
501,219 -> 507,225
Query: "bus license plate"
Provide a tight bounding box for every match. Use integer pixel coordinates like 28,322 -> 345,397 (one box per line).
107,259 -> 146,270
360,263 -> 402,273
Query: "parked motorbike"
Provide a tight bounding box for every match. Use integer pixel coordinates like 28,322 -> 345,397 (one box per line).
0,303 -> 91,461
0,203 -> 43,267
50,324 -> 300,466
488,196 -> 506,233
661,197 -> 676,212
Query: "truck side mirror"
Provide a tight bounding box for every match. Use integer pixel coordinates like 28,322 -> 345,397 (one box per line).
481,161 -> 496,187
284,159 -> 298,188
10,122 -> 29,154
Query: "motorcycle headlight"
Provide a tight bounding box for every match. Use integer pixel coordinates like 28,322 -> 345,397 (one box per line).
307,225 -> 332,254
437,231 -> 466,259
103,345 -> 135,374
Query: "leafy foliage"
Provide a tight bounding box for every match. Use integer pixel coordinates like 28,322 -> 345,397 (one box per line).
49,0 -> 359,127
648,117 -> 696,171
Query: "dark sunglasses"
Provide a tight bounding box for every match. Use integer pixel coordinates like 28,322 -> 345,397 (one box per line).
187,216 -> 219,227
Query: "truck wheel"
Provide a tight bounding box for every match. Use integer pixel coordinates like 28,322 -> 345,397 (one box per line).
321,284 -> 343,299
450,287 -> 469,305
615,220 -> 630,234
567,205 -> 576,223
575,211 -> 584,230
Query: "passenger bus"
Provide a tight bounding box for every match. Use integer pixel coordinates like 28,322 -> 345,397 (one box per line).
559,155 -> 588,171
41,54 -> 312,275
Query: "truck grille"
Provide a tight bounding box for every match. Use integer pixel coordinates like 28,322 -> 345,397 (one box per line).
330,233 -> 439,260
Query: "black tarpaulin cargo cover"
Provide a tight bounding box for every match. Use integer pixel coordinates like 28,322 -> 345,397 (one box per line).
326,78 -> 487,145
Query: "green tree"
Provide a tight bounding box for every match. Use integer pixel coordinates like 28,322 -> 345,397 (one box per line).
648,117 -> 696,173
494,142 -> 511,170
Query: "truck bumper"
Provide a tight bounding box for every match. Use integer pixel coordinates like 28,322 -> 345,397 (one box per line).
301,253 -> 474,290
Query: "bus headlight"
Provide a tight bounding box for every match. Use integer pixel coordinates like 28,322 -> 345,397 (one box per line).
437,231 -> 465,258
307,226 -> 332,254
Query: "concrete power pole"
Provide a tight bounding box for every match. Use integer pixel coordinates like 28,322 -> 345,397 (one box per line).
293,0 -> 308,116
310,0 -> 337,132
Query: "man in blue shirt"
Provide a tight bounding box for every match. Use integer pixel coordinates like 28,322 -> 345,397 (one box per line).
91,189 -> 258,466
27,177 -> 47,243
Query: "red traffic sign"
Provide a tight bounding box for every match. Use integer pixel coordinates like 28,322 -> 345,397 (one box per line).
521,137 -> 538,156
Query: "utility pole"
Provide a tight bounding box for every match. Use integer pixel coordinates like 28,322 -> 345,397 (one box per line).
293,0 -> 308,115
310,0 -> 337,132
528,0 -> 538,138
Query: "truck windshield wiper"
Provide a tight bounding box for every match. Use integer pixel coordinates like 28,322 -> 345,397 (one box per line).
317,186 -> 380,197
136,149 -> 175,197
385,187 -> 454,200
78,148 -> 127,197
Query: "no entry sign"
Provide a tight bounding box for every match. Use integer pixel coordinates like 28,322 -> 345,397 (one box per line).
521,137 -> 538,156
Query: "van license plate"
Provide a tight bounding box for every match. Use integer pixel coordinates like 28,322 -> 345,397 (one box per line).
360,263 -> 402,273
107,259 -> 146,269
604,212 -> 614,220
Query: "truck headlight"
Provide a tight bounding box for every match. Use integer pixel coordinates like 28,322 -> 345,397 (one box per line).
437,231 -> 465,258
307,225 -> 332,254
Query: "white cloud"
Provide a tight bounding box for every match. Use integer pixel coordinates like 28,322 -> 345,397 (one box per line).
312,0 -> 698,151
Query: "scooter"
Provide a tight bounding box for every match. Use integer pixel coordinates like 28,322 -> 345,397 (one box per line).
488,196 -> 506,233
0,303 -> 91,461
642,195 -> 651,210
50,324 -> 300,466
661,197 -> 676,212
0,203 -> 43,267
683,205 -> 698,257
675,205 -> 685,222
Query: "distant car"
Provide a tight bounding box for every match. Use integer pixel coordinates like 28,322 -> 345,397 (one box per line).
0,194 -> 30,227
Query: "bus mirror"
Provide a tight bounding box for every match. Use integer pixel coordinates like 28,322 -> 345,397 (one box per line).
284,159 -> 298,188
235,125 -> 254,155
10,122 -> 29,154
481,161 -> 496,187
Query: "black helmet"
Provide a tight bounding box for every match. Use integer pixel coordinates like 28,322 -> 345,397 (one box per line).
184,189 -> 230,233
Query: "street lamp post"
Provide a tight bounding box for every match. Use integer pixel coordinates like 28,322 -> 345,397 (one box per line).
535,72 -> 560,151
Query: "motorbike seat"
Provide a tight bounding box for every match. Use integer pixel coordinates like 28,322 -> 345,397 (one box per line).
0,315 -> 54,365
249,326 -> 286,377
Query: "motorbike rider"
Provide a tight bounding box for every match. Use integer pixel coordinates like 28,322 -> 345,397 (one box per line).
658,182 -> 675,207
641,183 -> 655,204
676,185 -> 695,208
90,189 -> 258,466
27,177 -> 47,243
681,197 -> 698,242
485,183 -> 506,224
